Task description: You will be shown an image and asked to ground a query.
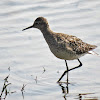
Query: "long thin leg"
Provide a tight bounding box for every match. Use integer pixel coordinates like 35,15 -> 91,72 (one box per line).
65,60 -> 68,83
68,59 -> 82,71
65,60 -> 68,70
57,59 -> 82,82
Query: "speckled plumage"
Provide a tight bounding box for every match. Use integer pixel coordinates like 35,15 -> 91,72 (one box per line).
23,17 -> 97,60
23,17 -> 98,82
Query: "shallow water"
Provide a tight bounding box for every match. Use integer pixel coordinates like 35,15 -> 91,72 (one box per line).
0,0 -> 100,100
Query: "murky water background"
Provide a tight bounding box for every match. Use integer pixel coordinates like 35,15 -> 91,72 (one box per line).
0,0 -> 100,100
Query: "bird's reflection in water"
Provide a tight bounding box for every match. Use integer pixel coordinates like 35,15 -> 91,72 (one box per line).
58,71 -> 69,100
58,82 -> 69,100
57,72 -> 98,100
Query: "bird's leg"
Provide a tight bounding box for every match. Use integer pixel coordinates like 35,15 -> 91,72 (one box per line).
65,60 -> 68,71
65,60 -> 68,83
68,59 -> 82,71
57,59 -> 82,82
57,60 -> 69,82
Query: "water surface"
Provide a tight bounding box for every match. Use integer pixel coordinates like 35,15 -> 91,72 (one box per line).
0,0 -> 100,100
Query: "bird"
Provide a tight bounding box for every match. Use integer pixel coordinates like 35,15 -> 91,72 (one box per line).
22,17 -> 97,82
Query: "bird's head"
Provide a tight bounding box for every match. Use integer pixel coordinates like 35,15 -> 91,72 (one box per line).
22,17 -> 49,31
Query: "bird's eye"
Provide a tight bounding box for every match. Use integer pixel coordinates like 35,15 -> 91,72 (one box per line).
36,22 -> 41,24
35,22 -> 38,24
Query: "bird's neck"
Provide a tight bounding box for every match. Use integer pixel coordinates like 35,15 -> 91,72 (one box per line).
40,27 -> 54,35
40,27 -> 55,44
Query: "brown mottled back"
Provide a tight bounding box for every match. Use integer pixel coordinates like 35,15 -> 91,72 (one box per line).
54,33 -> 97,54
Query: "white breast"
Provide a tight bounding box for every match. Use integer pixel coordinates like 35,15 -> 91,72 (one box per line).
49,45 -> 83,60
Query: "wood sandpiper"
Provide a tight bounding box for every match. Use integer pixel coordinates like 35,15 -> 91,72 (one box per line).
22,17 -> 97,82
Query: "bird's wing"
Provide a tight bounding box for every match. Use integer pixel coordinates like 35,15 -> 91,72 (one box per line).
55,33 -> 97,54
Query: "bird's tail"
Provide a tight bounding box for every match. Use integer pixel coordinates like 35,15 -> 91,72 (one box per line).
88,51 -> 99,57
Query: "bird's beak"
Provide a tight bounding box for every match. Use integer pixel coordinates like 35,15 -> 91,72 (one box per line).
22,25 -> 33,31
